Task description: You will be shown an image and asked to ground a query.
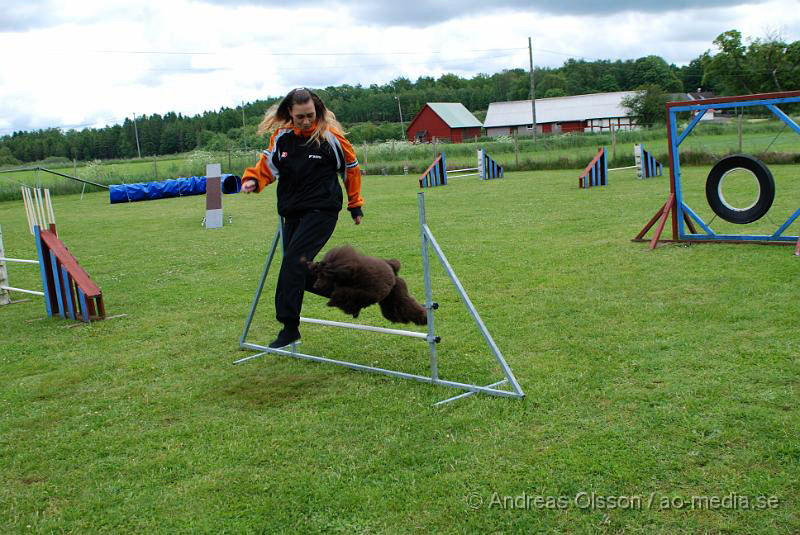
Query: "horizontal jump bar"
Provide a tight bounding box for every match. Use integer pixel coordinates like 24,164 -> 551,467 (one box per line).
608,165 -> 637,171
300,316 -> 429,340
448,167 -> 479,173
238,342 -> 522,399
1,285 -> 44,296
0,257 -> 39,264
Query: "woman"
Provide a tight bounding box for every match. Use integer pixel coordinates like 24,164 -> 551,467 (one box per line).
241,87 -> 364,349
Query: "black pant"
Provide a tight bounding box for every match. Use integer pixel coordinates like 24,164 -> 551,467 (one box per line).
276,210 -> 338,327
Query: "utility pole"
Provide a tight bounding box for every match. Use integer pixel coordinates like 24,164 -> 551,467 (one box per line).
395,95 -> 405,141
528,37 -> 537,141
241,101 -> 247,150
132,113 -> 142,159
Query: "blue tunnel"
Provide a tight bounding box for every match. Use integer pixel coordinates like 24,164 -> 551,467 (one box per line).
109,174 -> 242,204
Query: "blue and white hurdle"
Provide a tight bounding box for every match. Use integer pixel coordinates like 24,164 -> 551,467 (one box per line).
419,149 -> 505,188
419,153 -> 447,188
477,148 -> 504,180
578,147 -> 608,189
634,143 -> 663,179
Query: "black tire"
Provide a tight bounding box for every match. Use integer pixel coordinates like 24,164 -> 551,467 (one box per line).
705,154 -> 775,225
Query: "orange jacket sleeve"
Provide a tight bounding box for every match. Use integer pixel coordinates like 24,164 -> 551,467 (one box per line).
331,129 -> 364,211
241,130 -> 281,193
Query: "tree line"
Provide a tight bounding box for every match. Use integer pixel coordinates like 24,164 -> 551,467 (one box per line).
1,29 -> 797,166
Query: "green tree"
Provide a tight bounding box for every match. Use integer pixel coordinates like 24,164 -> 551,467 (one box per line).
704,30 -> 754,94
621,85 -> 669,126
0,145 -> 20,166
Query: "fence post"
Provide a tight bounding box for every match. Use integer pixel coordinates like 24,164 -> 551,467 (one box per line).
611,125 -> 616,163
0,225 -> 9,305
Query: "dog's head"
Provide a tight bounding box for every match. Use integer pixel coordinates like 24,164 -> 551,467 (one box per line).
307,259 -> 353,293
307,260 -> 334,294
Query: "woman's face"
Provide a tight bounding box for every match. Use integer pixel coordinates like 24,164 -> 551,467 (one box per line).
290,100 -> 316,130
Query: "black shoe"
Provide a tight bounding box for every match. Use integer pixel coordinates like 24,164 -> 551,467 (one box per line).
269,326 -> 301,349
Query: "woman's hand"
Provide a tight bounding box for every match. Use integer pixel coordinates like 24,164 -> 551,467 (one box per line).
353,216 -> 362,225
241,179 -> 257,193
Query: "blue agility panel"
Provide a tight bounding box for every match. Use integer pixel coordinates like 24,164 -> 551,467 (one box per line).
61,265 -> 76,320
78,288 -> 90,323
419,153 -> 447,188
109,174 -> 242,204
49,251 -> 65,319
578,147 -> 608,189
479,149 -> 504,180
635,144 -> 663,179
33,225 -> 54,316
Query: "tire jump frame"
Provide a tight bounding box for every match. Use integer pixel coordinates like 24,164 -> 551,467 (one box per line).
634,90 -> 800,250
235,192 -> 525,406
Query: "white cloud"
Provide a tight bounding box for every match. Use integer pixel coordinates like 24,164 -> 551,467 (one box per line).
0,0 -> 798,134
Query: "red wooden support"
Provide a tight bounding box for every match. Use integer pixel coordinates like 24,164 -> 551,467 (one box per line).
37,228 -> 105,321
633,194 -> 676,249
649,193 -> 676,249
795,235 -> 800,256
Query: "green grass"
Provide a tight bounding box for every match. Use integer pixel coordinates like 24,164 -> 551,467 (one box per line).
3,114 -> 799,202
1,164 -> 799,534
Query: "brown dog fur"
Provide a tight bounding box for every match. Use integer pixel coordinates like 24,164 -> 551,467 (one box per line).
307,245 -> 427,325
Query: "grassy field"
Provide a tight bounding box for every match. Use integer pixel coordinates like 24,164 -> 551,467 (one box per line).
2,114 -> 799,202
1,163 -> 799,533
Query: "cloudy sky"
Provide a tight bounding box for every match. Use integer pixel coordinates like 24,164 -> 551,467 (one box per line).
1,0 -> 797,135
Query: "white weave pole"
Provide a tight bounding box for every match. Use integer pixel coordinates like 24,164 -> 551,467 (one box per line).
21,187 -> 35,235
45,189 -> 56,226
22,186 -> 53,232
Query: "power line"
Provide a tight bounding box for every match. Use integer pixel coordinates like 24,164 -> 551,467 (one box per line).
31,47 -> 527,57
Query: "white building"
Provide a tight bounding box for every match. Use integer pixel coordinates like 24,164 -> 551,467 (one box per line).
484,91 -> 640,137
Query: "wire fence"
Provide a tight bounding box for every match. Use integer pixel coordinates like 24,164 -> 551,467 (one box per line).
1,115 -> 798,202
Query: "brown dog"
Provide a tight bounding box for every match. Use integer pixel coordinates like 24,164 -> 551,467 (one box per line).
307,245 -> 427,325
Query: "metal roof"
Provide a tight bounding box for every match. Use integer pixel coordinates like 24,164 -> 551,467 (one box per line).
483,91 -> 639,127
426,102 -> 483,128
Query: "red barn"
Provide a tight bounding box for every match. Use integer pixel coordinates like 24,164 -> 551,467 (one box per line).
406,102 -> 482,143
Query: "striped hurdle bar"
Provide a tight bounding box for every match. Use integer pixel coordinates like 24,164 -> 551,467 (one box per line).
578,147 -> 608,189
634,143 -> 663,179
478,148 -> 504,180
419,153 -> 447,188
21,186 -> 106,322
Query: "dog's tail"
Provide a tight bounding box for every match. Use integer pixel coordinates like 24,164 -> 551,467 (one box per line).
378,276 -> 427,326
385,258 -> 401,274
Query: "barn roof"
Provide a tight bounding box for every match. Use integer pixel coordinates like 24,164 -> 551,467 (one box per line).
484,91 -> 639,127
426,102 -> 483,128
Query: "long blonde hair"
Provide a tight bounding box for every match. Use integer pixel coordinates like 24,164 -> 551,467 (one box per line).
257,88 -> 343,145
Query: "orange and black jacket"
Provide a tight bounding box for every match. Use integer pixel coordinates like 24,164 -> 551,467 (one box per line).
242,125 -> 364,219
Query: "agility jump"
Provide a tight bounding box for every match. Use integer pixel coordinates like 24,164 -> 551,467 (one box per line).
634,144 -> 663,179
634,90 -> 800,250
579,144 -> 663,189
5,187 -> 106,322
420,149 -> 505,188
235,192 -> 524,406
578,147 -> 608,189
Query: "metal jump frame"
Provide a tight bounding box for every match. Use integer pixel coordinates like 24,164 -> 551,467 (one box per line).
235,192 -> 525,405
635,90 -> 800,248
